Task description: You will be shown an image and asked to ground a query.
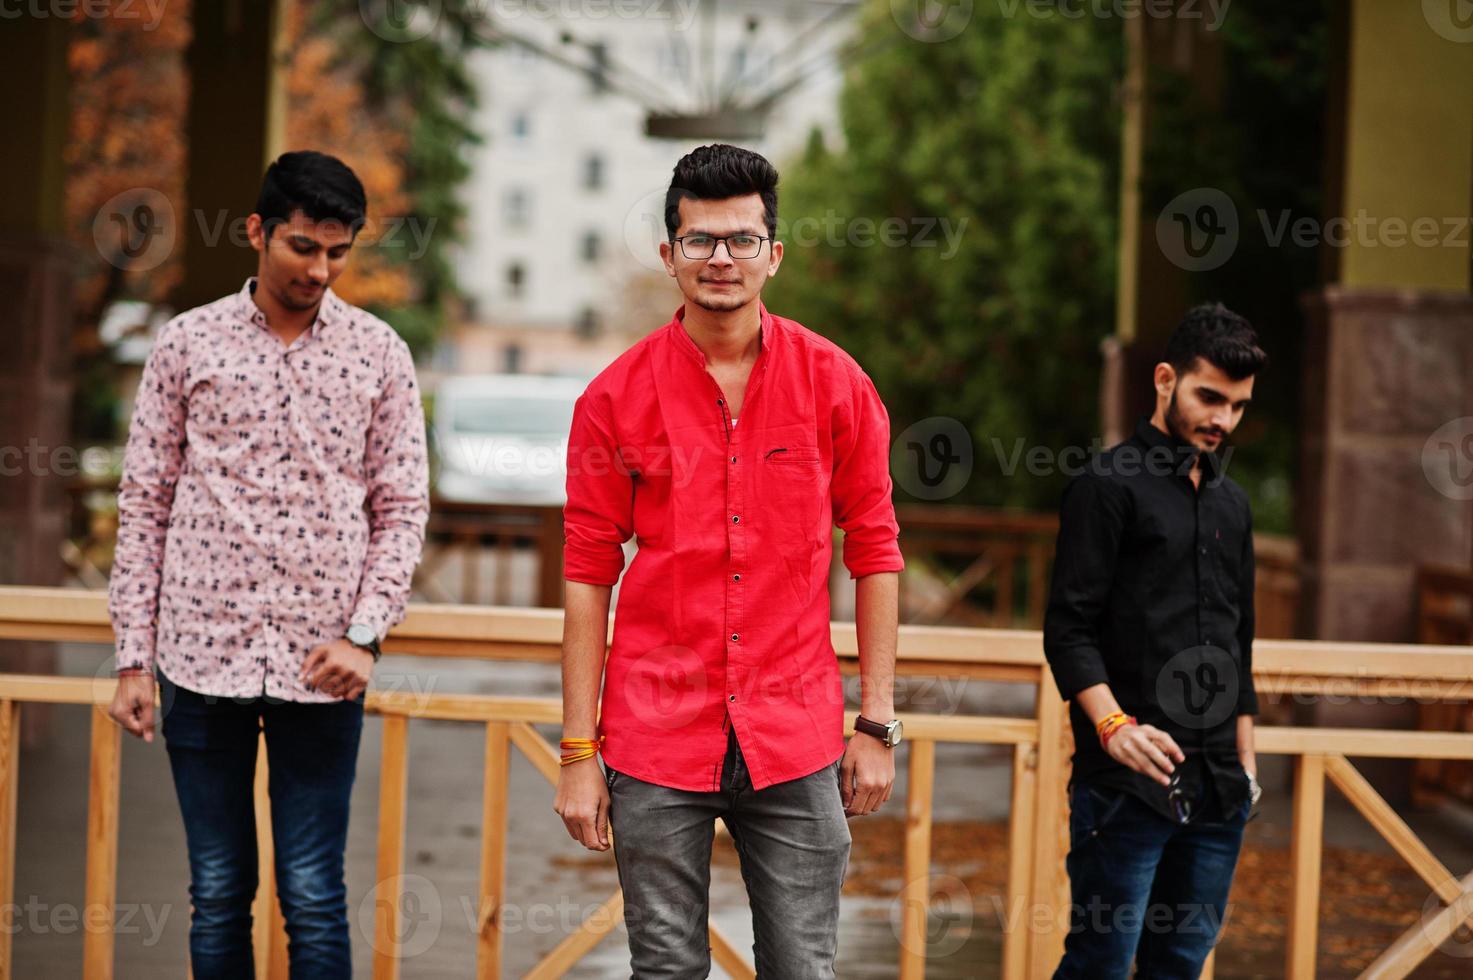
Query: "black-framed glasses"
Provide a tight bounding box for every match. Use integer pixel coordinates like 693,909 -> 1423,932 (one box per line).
672,234 -> 769,260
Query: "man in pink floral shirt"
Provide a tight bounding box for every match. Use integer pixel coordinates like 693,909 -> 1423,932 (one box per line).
106,151 -> 428,978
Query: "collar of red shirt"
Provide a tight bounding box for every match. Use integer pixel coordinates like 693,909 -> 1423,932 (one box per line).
667,302 -> 776,366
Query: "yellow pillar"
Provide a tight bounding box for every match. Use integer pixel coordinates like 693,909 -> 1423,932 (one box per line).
1334,0 -> 1473,290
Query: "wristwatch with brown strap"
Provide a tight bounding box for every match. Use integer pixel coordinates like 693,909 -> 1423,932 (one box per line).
854,715 -> 904,748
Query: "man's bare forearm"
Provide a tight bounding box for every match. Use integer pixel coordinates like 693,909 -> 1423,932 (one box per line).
562,581 -> 612,739
1237,714 -> 1257,774
854,572 -> 899,718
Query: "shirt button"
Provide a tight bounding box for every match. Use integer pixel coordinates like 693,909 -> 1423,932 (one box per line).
733,574 -> 741,582
731,633 -> 740,642
731,456 -> 737,464
731,515 -> 740,524
729,694 -> 736,702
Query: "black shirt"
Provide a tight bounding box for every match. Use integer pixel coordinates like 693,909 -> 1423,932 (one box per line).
1043,417 -> 1258,822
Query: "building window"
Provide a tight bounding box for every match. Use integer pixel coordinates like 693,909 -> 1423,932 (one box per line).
656,39 -> 688,77
583,153 -> 605,191
503,188 -> 531,229
588,42 -> 610,94
509,110 -> 531,141
575,306 -> 600,339
506,262 -> 526,299
503,343 -> 523,374
580,231 -> 602,264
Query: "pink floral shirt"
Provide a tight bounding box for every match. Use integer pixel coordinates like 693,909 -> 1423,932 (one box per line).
109,278 -> 430,702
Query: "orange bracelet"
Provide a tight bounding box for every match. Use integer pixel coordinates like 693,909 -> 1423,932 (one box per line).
1098,714 -> 1136,749
559,736 -> 604,767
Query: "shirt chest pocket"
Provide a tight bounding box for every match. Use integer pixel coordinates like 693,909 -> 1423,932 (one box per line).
760,445 -> 826,541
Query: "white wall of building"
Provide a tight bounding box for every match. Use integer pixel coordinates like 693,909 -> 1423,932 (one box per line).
452,1 -> 852,347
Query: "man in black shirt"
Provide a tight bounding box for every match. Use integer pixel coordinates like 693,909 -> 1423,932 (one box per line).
1045,303 -> 1267,979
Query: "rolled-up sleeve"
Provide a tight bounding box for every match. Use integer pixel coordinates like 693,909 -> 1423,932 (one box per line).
351,335 -> 430,640
1043,475 -> 1128,700
563,393 -> 633,586
830,366 -> 904,579
109,318 -> 190,674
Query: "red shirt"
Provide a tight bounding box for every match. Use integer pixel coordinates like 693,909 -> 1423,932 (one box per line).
564,305 -> 904,791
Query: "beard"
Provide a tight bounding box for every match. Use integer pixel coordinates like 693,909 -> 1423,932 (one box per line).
1164,390 -> 1192,444
1165,390 -> 1223,451
691,287 -> 750,313
277,290 -> 319,312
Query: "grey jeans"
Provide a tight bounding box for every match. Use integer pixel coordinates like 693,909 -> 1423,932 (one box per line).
605,728 -> 852,979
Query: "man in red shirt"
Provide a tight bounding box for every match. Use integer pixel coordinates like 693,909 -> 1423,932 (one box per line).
554,144 -> 905,976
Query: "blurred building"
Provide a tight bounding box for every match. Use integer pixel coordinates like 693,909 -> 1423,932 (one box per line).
445,0 -> 854,378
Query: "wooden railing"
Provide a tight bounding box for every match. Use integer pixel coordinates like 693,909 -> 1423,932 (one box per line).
2,586 -> 1471,978
62,488 -> 1301,634
893,505 -> 1059,628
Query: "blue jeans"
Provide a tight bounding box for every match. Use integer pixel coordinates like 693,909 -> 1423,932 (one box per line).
1054,780 -> 1248,980
158,668 -> 364,980
606,729 -> 852,978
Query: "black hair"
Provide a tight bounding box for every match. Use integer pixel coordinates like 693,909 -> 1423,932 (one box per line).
1163,302 -> 1268,381
254,150 -> 367,240
664,144 -> 779,240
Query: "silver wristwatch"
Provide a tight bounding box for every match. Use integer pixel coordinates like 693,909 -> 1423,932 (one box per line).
345,623 -> 382,661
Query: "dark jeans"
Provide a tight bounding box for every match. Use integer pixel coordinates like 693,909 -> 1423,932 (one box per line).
606,729 -> 852,979
158,668 -> 365,980
1054,780 -> 1249,980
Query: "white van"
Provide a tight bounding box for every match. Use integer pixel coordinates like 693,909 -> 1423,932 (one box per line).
432,374 -> 585,505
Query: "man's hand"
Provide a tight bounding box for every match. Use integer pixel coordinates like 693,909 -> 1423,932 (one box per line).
841,732 -> 895,817
1104,723 -> 1184,786
301,638 -> 374,701
109,672 -> 157,742
554,758 -> 611,851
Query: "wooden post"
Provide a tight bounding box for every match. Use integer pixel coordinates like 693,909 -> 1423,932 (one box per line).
1027,670 -> 1070,976
1287,754 -> 1326,979
899,739 -> 936,980
1003,740 -> 1038,980
83,705 -> 122,980
0,701 -> 19,978
373,714 -> 411,980
475,722 -> 509,978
